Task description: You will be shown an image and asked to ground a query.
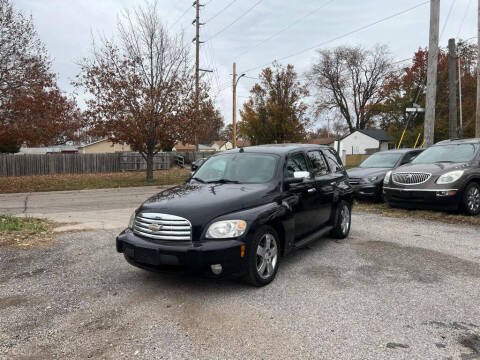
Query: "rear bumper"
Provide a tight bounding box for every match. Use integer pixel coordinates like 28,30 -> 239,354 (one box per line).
116,229 -> 248,277
383,187 -> 462,210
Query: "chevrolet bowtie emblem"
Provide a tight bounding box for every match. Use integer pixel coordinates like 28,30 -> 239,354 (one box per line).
148,224 -> 163,231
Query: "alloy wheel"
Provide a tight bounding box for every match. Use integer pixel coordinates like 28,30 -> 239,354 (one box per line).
340,204 -> 350,235
467,186 -> 480,213
256,233 -> 278,280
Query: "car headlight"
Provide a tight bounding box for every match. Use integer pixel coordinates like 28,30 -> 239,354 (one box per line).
362,176 -> 378,183
206,220 -> 247,239
128,212 -> 136,229
384,171 -> 392,184
436,170 -> 464,184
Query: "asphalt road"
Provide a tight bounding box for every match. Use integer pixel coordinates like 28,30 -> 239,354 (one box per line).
1,210 -> 480,359
0,187 -> 163,231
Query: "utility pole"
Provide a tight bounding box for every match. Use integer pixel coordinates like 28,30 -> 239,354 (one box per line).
232,62 -> 237,149
458,56 -> 463,137
232,62 -> 245,149
424,0 -> 440,147
448,38 -> 457,139
477,0 -> 480,137
194,0 -> 201,151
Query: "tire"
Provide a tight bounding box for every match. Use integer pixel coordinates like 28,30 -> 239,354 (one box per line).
244,226 -> 280,287
330,200 -> 352,239
463,182 -> 480,216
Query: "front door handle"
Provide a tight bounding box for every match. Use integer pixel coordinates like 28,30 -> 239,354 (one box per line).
308,188 -> 316,193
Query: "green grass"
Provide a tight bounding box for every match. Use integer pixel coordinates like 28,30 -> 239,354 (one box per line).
0,216 -> 50,232
0,168 -> 191,193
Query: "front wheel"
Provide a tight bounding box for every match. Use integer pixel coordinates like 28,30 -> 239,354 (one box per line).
245,226 -> 280,287
463,182 -> 480,216
330,201 -> 352,239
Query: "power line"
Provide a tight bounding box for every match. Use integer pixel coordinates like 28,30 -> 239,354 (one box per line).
205,0 -> 237,23
241,1 -> 429,74
457,0 -> 473,38
440,0 -> 457,40
206,0 -> 264,42
234,0 -> 336,59
173,4 -> 192,26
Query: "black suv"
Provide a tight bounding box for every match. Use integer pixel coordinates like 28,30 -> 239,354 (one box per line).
116,144 -> 353,286
383,138 -> 480,215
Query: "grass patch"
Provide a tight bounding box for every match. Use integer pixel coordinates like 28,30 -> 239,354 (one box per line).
0,216 -> 55,249
0,168 -> 191,193
354,200 -> 480,226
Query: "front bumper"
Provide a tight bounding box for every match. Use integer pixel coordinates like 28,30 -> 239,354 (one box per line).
116,229 -> 248,277
383,187 -> 462,210
351,183 -> 382,199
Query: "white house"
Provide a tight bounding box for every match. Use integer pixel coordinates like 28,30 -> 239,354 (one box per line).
211,140 -> 233,151
334,129 -> 391,163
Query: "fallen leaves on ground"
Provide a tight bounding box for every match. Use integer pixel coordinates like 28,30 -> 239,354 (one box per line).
0,216 -> 56,250
0,168 -> 190,193
354,201 -> 480,226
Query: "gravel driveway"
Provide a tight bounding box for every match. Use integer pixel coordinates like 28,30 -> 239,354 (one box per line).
1,212 -> 480,359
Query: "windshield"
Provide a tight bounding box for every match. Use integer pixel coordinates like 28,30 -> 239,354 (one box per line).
411,144 -> 479,164
359,153 -> 403,168
192,153 -> 278,184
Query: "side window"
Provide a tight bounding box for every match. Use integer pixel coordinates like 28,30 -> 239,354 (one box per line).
285,152 -> 309,178
307,151 -> 329,176
324,149 -> 343,173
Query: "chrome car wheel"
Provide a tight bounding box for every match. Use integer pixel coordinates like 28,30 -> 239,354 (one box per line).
467,186 -> 480,213
340,204 -> 350,235
256,233 -> 278,280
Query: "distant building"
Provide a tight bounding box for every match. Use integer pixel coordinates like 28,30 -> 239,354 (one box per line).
172,142 -> 216,152
211,140 -> 233,151
19,145 -> 78,154
236,139 -> 251,148
334,129 -> 392,163
307,137 -> 336,147
78,139 -> 131,154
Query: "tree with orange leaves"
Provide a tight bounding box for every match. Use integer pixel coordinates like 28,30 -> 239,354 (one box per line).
0,0 -> 80,153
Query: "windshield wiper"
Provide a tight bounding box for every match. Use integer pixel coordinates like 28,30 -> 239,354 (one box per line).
191,177 -> 206,183
207,178 -> 240,184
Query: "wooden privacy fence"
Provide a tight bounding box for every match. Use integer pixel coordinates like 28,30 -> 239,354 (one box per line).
0,152 -> 173,177
345,154 -> 370,167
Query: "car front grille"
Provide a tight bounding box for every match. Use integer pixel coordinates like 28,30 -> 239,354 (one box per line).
133,212 -> 192,241
392,172 -> 431,185
348,177 -> 361,185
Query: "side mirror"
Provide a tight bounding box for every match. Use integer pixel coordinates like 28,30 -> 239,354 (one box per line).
293,171 -> 311,180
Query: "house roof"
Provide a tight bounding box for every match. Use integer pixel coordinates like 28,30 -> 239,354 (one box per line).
307,137 -> 336,145
173,142 -> 196,151
78,138 -> 109,149
212,140 -> 227,147
357,129 -> 391,142
236,139 -> 251,147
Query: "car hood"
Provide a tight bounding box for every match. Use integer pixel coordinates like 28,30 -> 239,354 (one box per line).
138,182 -> 277,226
347,167 -> 391,179
393,162 -> 470,176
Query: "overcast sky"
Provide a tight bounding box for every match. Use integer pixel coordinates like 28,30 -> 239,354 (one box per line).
15,0 -> 478,130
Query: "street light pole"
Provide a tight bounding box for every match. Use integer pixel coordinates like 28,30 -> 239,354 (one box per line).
232,62 -> 245,149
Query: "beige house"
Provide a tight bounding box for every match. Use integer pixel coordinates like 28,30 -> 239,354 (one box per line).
78,139 -> 131,154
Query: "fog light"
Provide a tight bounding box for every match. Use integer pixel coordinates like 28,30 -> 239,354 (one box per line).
210,264 -> 223,275
436,190 -> 457,197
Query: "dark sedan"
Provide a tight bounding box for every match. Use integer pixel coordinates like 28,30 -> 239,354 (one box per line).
383,138 -> 480,215
347,148 -> 423,200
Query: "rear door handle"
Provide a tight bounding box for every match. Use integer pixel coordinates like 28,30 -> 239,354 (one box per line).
308,188 -> 316,193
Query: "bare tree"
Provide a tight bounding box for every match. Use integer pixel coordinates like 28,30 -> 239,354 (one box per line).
308,45 -> 393,133
75,1 -> 201,181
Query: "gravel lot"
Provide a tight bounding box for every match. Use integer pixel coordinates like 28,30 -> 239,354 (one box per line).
1,212 -> 480,359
